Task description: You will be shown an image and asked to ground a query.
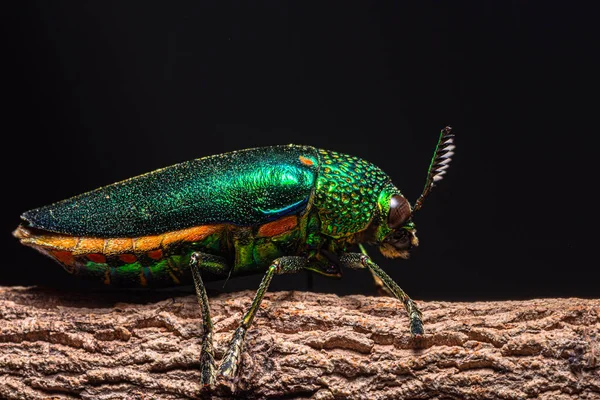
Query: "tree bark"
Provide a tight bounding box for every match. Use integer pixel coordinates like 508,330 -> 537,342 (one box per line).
0,287 -> 598,400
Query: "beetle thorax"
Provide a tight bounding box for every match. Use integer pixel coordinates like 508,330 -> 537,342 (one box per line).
313,149 -> 392,238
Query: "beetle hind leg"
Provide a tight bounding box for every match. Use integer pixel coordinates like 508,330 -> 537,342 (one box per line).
216,256 -> 307,389
189,252 -> 229,387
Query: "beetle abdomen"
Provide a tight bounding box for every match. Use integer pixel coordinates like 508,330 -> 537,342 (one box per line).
21,145 -> 319,237
15,211 -> 306,286
14,224 -> 226,286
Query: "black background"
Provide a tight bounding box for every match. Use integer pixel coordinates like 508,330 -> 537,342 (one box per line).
2,2 -> 594,301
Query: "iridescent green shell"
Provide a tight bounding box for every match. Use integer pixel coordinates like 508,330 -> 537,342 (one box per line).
21,145 -> 320,237
20,145 -> 399,240
313,149 -> 396,238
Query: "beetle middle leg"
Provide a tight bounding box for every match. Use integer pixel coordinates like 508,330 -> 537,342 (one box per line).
216,256 -> 307,387
339,252 -> 424,336
189,252 -> 229,387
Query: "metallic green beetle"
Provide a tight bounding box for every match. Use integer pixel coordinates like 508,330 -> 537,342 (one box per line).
14,127 -> 454,387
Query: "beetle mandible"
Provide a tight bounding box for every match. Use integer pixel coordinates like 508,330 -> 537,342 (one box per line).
14,127 -> 455,387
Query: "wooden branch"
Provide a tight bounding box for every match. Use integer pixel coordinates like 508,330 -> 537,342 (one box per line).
1,287 -> 599,399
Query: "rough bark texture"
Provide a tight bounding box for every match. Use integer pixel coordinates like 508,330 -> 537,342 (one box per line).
0,286 -> 598,400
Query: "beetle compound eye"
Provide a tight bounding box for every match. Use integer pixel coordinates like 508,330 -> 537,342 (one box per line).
388,195 -> 411,229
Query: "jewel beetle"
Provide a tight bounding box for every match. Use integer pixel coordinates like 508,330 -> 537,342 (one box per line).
14,127 -> 455,387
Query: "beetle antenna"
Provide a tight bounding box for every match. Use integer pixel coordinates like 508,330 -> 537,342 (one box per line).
412,126 -> 455,213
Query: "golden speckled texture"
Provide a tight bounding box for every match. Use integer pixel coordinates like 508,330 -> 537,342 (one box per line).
314,149 -> 392,238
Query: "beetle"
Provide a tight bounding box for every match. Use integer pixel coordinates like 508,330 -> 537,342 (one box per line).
14,127 -> 454,387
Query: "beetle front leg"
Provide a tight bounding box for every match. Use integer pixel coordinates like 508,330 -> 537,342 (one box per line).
358,244 -> 394,297
339,252 -> 424,336
189,252 -> 229,387
217,256 -> 307,387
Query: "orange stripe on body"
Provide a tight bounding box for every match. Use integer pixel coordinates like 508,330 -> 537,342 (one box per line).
299,156 -> 315,166
133,235 -> 163,252
52,250 -> 75,265
257,216 -> 298,237
74,238 -> 105,255
19,224 -> 224,260
87,253 -> 106,263
161,225 -> 222,247
147,249 -> 163,260
21,234 -> 78,251
119,254 -> 137,263
105,238 -> 134,255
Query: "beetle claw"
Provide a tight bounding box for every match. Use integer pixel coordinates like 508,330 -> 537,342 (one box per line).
214,374 -> 237,395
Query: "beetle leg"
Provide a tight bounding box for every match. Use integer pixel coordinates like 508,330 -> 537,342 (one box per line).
217,256 -> 307,387
358,244 -> 394,297
189,252 -> 228,387
369,268 -> 393,296
339,252 -> 424,336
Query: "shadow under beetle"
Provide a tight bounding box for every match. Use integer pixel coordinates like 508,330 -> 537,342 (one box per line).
14,127 -> 455,387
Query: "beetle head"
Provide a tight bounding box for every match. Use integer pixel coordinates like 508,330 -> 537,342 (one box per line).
368,126 -> 455,259
371,188 -> 418,259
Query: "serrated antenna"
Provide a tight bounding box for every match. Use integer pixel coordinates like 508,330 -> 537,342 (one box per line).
412,126 -> 455,213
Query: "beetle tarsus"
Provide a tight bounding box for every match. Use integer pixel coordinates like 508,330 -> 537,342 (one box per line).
339,252 -> 425,336
410,316 -> 425,336
217,325 -> 246,381
200,337 -> 216,386
406,298 -> 425,336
